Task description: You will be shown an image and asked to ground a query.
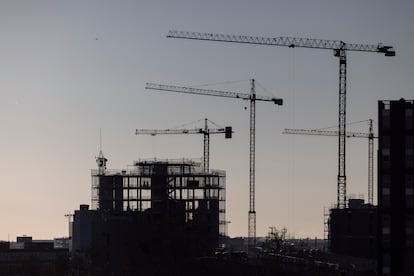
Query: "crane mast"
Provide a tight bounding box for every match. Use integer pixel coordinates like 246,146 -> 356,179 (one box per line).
367,119 -> 374,205
249,80 -> 256,246
135,118 -> 232,172
283,119 -> 377,205
337,49 -> 347,209
167,30 -> 394,209
146,80 -> 283,248
204,119 -> 210,172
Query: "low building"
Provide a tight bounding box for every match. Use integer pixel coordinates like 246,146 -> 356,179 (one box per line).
329,198 -> 377,259
0,237 -> 69,275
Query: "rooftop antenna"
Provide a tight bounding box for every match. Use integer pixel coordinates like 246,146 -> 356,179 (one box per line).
100,128 -> 102,153
96,128 -> 107,174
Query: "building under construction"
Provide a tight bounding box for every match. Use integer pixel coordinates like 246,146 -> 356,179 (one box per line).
72,153 -> 226,274
327,198 -> 377,259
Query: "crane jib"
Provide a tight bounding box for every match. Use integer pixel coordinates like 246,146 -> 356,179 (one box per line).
167,30 -> 395,56
145,83 -> 283,104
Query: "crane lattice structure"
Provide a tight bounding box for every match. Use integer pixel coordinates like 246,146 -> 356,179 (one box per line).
283,119 -> 376,205
145,79 -> 283,248
167,30 -> 395,209
135,118 -> 232,172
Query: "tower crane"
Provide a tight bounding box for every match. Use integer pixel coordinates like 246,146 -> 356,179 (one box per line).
145,79 -> 283,248
135,118 -> 232,172
166,30 -> 395,209
283,119 -> 377,205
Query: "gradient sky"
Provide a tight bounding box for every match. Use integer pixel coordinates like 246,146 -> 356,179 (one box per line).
1,0 -> 413,241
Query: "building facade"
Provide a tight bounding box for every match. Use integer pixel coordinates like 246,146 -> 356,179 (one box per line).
91,158 -> 226,232
0,237 -> 69,275
378,99 -> 414,275
329,199 -> 377,259
72,157 -> 226,274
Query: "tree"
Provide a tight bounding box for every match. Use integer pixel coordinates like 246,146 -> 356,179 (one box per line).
264,226 -> 288,252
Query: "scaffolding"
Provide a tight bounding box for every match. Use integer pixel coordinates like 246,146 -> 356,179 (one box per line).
91,158 -> 226,236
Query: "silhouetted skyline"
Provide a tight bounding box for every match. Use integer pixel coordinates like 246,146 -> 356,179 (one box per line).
1,1 -> 413,240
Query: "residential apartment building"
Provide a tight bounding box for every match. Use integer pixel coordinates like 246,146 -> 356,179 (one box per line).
378,99 -> 414,275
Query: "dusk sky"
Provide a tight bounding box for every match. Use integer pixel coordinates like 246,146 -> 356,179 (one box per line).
1,0 -> 413,240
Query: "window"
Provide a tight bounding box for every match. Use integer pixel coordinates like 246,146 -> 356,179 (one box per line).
406,136 -> 414,150
369,213 -> 375,234
407,175 -> 414,189
194,189 -> 204,198
405,215 -> 414,236
141,201 -> 150,211
383,195 -> 390,208
383,215 -> 390,226
129,189 -> 137,200
141,190 -> 151,200
383,253 -> 391,275
407,174 -> 414,208
140,178 -> 151,188
406,136 -> 414,168
406,175 -> 413,209
383,175 -> 391,188
382,176 -> 391,208
129,177 -> 137,187
407,195 -> 414,208
382,136 -> 391,149
406,109 -> 413,130
407,237 -> 414,248
383,253 -> 390,265
129,201 -> 137,211
383,237 -> 391,249
382,108 -> 391,130
382,148 -> 391,169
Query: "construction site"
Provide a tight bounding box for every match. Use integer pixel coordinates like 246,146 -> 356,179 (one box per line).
3,2 -> 414,276
66,31 -> 408,276
71,152 -> 226,272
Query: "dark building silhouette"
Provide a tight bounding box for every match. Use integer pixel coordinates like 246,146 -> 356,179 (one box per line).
378,99 -> 414,276
0,237 -> 69,275
329,198 -> 377,259
72,155 -> 226,274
